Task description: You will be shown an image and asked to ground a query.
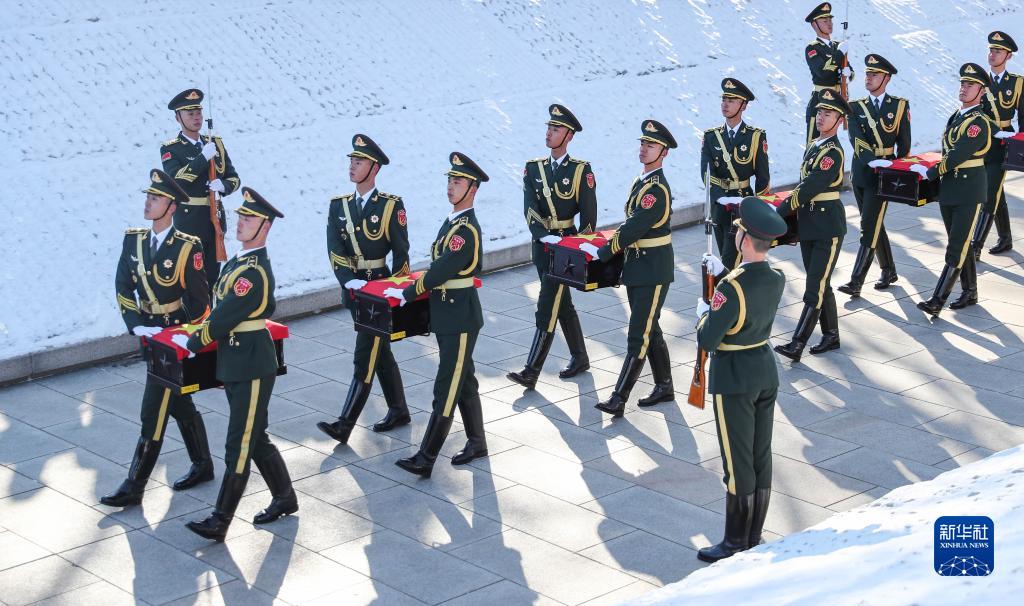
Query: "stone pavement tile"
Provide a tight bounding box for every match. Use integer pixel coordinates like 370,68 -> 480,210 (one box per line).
389,338 -> 441,363
269,412 -> 407,463
479,310 -> 534,338
141,511 -> 258,554
830,331 -> 926,364
485,381 -> 582,412
62,530 -> 235,605
0,487 -> 124,552
322,529 -> 498,605
0,555 -> 101,606
97,484 -> 208,531
798,379 -> 952,427
585,445 -> 722,507
32,580 -> 136,606
796,352 -> 937,393
477,287 -> 537,313
886,350 -> 1024,393
286,313 -> 349,339
17,447 -> 155,505
166,579 -> 283,606
955,297 -> 1024,322
46,411 -> 182,466
449,529 -> 635,605
991,349 -> 1024,371
338,484 -> 502,552
807,411 -> 975,465
581,485 -> 721,551
581,580 -> 661,606
464,335 -> 530,366
439,579 -> 558,606
485,411 -> 634,464
827,487 -> 891,513
919,411 -> 1024,452
199,529 -> 367,604
872,298 -> 1002,334
145,449 -> 270,507
0,464 -> 41,499
774,363 -> 833,394
75,381 -> 147,423
816,447 -> 944,489
234,492 -> 378,553
529,388 -> 612,428
306,580 -> 425,605
701,453 -> 874,508
106,359 -> 149,383
590,411 -> 723,465
0,530 -> 50,572
877,322 -> 1024,364
270,366 -> 330,395
0,382 -> 92,428
294,351 -> 355,383
578,529 -> 704,587
900,379 -> 1024,427
588,351 -> 654,378
37,367 -> 130,396
280,334 -> 341,366
772,391 -> 844,428
500,327 -> 625,364
292,463 -> 397,505
933,446 -> 997,471
479,445 -> 633,505
705,491 -> 833,536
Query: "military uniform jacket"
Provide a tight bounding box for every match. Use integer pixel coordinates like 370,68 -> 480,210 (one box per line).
697,261 -> 786,394
402,209 -> 483,335
596,168 -> 674,286
327,191 -> 410,308
700,123 -> 770,197
805,39 -> 845,89
187,248 -> 277,382
160,133 -> 240,199
115,228 -> 210,331
778,135 -> 847,240
847,94 -> 912,187
926,107 -> 992,204
523,156 -> 597,240
981,71 -> 1023,163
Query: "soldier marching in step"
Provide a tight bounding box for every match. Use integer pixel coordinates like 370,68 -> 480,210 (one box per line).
802,2 -> 851,147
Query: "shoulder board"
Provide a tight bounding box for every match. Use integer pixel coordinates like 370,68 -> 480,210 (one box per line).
852,96 -> 868,104
162,137 -> 180,147
454,216 -> 471,227
331,194 -> 354,202
529,157 -> 548,163
567,158 -> 588,165
1006,71 -> 1021,79
751,126 -> 765,135
887,94 -> 906,102
376,191 -> 401,201
125,227 -> 148,235
704,126 -> 723,134
245,255 -> 260,267
720,267 -> 746,285
807,40 -> 820,47
643,175 -> 661,184
173,230 -> 201,244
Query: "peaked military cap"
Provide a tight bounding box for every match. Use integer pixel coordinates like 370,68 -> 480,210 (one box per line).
168,88 -> 204,111
735,196 -> 788,241
546,104 -> 583,132
988,31 -> 1018,53
815,88 -> 852,115
639,119 -> 678,149
864,53 -> 898,75
347,133 -> 390,165
237,187 -> 284,221
721,78 -> 755,101
143,169 -> 188,203
804,2 -> 833,23
959,62 -> 992,87
445,152 -> 489,183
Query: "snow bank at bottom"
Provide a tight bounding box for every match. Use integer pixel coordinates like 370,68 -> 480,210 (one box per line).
628,446 -> 1023,606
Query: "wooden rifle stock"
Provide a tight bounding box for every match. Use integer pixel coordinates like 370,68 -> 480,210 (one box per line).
207,137 -> 227,262
686,263 -> 716,409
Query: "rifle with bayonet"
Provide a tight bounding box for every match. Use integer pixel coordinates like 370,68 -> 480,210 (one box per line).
205,81 -> 227,262
687,167 -> 715,410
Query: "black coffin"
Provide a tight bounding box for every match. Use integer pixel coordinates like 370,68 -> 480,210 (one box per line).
146,338 -> 287,395
877,169 -> 939,207
353,292 -> 430,342
547,246 -> 624,291
1004,137 -> 1024,172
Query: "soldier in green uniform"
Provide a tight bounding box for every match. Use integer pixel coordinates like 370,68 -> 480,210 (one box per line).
102,170 -> 213,508
916,64 -> 993,316
317,134 -> 412,443
161,88 -> 241,290
775,89 -> 849,363
802,2 -> 851,147
837,53 -> 911,297
581,121 -> 676,417
695,197 -> 788,563
179,188 -> 297,541
386,152 -> 487,478
508,104 -> 597,389
972,31 -> 1021,258
701,78 -> 771,269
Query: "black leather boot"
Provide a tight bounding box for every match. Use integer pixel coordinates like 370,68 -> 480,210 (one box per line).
172,411 -> 214,491
970,210 -> 994,261
451,394 -> 488,465
316,380 -> 372,444
506,329 -> 554,389
395,410 -> 454,478
637,340 -> 674,407
773,305 -> 820,363
950,254 -> 978,310
748,487 -> 772,548
373,360 -> 411,432
836,245 -> 873,298
558,314 -> 590,378
185,471 -> 248,542
697,492 -> 755,563
873,231 -> 899,290
595,355 -> 644,418
809,297 -> 840,355
253,449 -> 298,524
989,203 -> 1013,254
917,264 -> 961,317
100,437 -> 162,507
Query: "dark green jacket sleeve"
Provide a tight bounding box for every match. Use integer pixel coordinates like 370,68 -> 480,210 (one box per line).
597,181 -> 670,261
778,146 -> 843,216
896,101 -> 912,159
927,115 -> 991,179
389,197 -> 411,276
578,162 -> 598,234
523,163 -> 550,241
182,240 -> 211,324
847,106 -> 875,164
699,134 -> 711,184
403,223 -> 478,300
115,236 -> 143,332
696,281 -> 740,351
214,138 -> 241,196
161,143 -> 209,186
754,130 -> 771,195
186,265 -> 269,351
326,198 -> 355,287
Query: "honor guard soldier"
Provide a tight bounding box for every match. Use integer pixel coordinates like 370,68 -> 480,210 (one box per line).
775,89 -> 849,363
385,153 -> 487,478
802,2 -> 851,147
972,31 -> 1021,258
102,170 -> 213,508
915,64 -> 993,316
695,197 -> 788,563
161,88 -> 241,289
701,78 -> 771,269
580,121 -> 677,417
317,134 -> 412,444
508,104 -> 597,389
837,53 -> 911,297
177,188 -> 297,541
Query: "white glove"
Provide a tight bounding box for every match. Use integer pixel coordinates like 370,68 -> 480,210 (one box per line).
717,196 -> 743,207
836,41 -> 848,54
539,235 -> 561,245
702,253 -> 725,276
868,159 -> 893,169
994,131 -> 1014,139
200,141 -> 217,160
579,243 -> 601,259
208,179 -> 225,193
841,66 -> 853,79
382,287 -> 407,306
344,279 -> 368,291
908,164 -> 929,178
131,326 -> 161,338
696,298 -> 711,318
170,334 -> 195,357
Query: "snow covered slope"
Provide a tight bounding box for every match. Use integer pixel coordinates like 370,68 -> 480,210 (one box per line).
627,445 -> 1023,606
2,0 -> 1020,359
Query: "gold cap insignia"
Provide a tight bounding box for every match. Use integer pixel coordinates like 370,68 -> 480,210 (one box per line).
452,154 -> 464,166
964,64 -> 976,74
243,190 -> 254,202
151,171 -> 162,183
867,55 -> 878,64
354,136 -> 366,147
645,122 -> 658,133
992,32 -> 1004,41
185,90 -> 200,100
724,80 -> 736,89
822,89 -> 834,100
823,3 -> 830,10
550,105 -> 564,116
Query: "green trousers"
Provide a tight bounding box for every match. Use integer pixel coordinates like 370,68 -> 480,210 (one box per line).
853,184 -> 891,250
223,375 -> 277,475
532,242 -> 579,332
139,380 -> 198,442
940,203 -> 982,268
712,388 -> 777,495
711,202 -> 742,270
799,237 -> 843,309
432,331 -> 480,419
625,284 -> 669,359
348,308 -> 404,408
983,162 -> 1007,215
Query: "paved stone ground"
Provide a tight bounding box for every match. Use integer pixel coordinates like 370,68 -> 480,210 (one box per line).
2,174 -> 1023,606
